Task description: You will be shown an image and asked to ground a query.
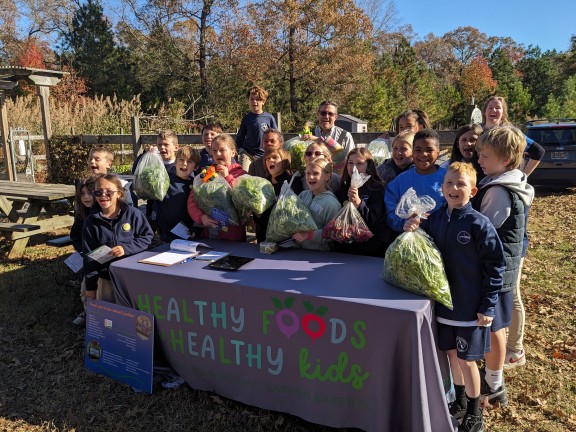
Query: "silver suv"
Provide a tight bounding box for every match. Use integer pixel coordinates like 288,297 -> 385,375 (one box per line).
526,119 -> 576,187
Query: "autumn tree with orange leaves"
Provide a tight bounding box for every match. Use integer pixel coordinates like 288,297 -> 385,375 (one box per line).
460,55 -> 497,102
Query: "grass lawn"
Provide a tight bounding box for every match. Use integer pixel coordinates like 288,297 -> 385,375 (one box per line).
1,187 -> 575,432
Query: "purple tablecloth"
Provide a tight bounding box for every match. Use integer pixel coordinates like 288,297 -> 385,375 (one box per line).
110,241 -> 456,432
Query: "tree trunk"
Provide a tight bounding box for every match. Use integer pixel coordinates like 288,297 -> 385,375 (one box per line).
199,0 -> 213,100
288,25 -> 298,114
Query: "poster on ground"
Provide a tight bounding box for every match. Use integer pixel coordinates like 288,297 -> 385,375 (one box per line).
85,299 -> 154,393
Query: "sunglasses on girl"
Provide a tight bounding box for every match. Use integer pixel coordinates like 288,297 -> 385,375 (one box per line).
305,150 -> 324,157
93,189 -> 119,197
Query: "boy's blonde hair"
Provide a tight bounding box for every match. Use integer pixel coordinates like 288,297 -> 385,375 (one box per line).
212,134 -> 237,154
448,162 -> 478,188
176,145 -> 200,164
476,126 -> 525,170
157,129 -> 179,145
89,145 -> 114,162
247,86 -> 268,102
392,130 -> 415,148
307,157 -> 333,174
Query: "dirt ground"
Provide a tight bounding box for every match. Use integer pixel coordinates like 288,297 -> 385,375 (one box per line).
1,187 -> 575,432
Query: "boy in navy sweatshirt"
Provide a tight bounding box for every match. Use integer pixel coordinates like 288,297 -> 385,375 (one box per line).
236,85 -> 277,171
405,162 -> 505,432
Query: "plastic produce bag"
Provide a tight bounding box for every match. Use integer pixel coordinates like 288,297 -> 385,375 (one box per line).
132,150 -> 169,200
266,179 -> 317,243
193,170 -> 239,227
323,166 -> 373,243
381,228 -> 452,309
283,136 -> 313,173
395,187 -> 437,220
381,188 -> 452,309
366,138 -> 392,165
231,175 -> 276,219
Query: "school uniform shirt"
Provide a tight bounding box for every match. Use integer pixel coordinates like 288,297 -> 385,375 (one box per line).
82,202 -> 153,292
384,165 -> 447,233
421,202 -> 505,324
297,190 -> 341,251
70,214 -> 85,252
195,148 -> 214,175
254,171 -> 303,243
187,163 -> 247,242
156,170 -> 194,243
236,112 -> 278,158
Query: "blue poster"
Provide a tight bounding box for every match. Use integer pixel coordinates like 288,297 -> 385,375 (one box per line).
85,299 -> 154,393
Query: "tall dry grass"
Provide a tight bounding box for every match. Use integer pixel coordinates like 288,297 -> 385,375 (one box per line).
6,94 -> 202,136
6,94 -> 143,135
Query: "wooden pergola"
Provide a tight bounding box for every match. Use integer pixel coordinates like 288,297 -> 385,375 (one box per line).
0,66 -> 68,180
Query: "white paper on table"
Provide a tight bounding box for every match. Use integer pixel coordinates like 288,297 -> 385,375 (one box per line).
194,251 -> 229,262
64,251 -> 84,273
139,250 -> 198,266
139,240 -> 211,266
170,239 -> 210,253
170,222 -> 192,239
86,245 -> 114,264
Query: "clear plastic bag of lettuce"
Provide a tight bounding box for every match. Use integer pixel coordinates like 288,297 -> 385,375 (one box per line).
380,188 -> 452,309
132,150 -> 169,200
366,138 -> 392,165
231,175 -> 276,220
266,178 -> 317,243
193,171 -> 240,227
381,228 -> 452,309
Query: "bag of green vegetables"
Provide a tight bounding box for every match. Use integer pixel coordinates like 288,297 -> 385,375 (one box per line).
231,175 -> 276,220
193,172 -> 239,227
132,150 -> 170,200
381,188 -> 452,309
266,178 -> 317,243
283,137 -> 313,174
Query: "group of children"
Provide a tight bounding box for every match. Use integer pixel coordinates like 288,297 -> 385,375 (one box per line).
68,89 -> 543,431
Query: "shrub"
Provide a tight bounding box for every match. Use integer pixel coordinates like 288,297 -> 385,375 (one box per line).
47,135 -> 91,184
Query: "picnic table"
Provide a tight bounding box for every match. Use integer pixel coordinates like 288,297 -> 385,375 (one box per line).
0,180 -> 75,259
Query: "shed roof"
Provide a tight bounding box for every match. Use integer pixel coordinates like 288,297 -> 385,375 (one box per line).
338,114 -> 367,124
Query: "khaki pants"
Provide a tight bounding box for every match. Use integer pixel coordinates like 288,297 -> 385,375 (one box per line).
96,278 -> 116,303
506,258 -> 525,351
237,150 -> 255,172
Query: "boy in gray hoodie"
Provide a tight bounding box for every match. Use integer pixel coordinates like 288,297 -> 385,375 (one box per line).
473,126 -> 535,411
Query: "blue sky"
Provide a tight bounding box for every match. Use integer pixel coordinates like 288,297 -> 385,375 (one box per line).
395,0 -> 574,53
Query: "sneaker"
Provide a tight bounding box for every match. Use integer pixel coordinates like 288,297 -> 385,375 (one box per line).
449,401 -> 467,423
160,373 -> 185,389
481,383 -> 508,407
458,413 -> 484,432
504,349 -> 526,369
72,311 -> 86,326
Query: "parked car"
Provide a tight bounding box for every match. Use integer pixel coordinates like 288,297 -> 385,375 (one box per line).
525,119 -> 576,187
